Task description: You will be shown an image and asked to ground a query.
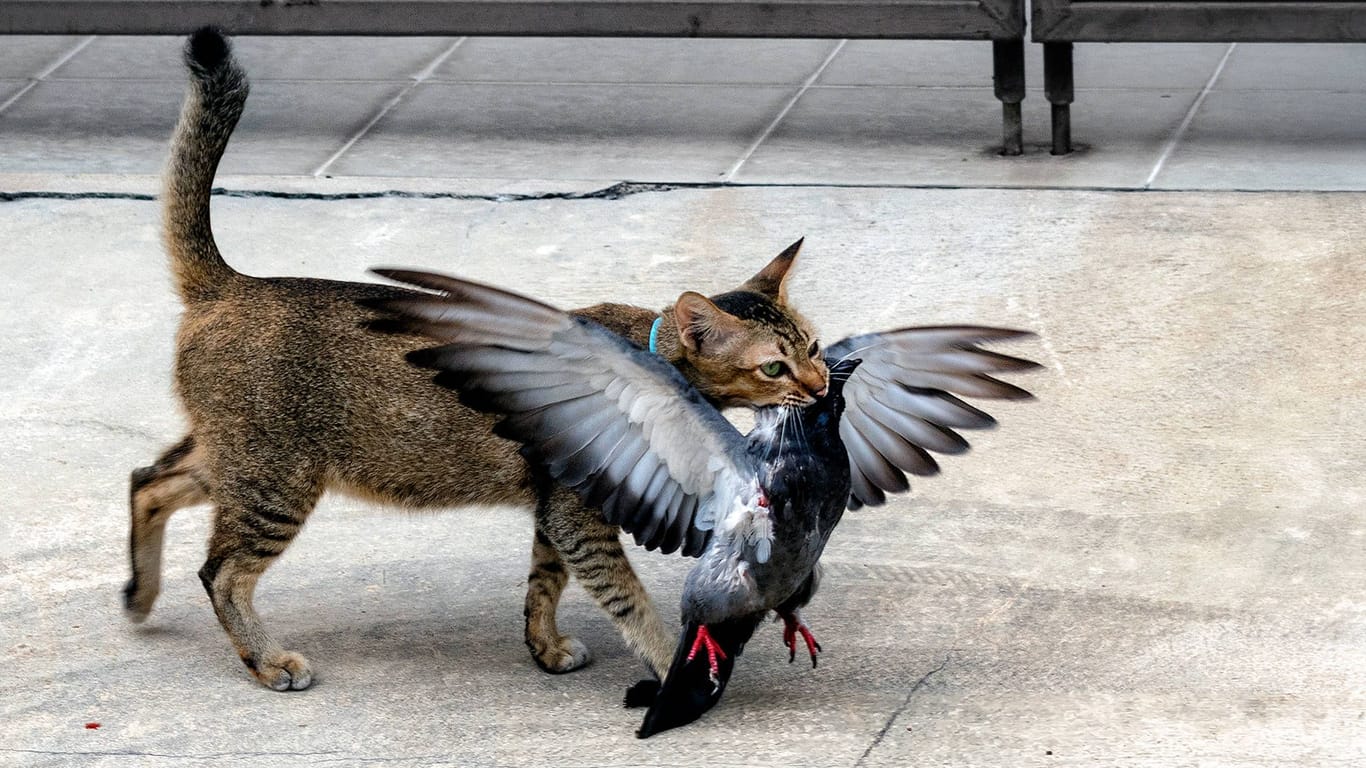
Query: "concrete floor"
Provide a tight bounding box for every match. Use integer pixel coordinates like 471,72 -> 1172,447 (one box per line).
2,37 -> 1366,189
1,36 -> 1365,768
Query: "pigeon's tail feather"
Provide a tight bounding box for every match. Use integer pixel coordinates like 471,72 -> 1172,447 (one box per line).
635,615 -> 763,738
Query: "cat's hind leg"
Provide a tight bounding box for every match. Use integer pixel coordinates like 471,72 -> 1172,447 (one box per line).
198,473 -> 322,691
524,525 -> 591,673
534,485 -> 678,679
125,435 -> 211,621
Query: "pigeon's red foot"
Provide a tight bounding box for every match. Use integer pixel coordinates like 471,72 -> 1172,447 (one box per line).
686,624 -> 728,689
780,611 -> 822,668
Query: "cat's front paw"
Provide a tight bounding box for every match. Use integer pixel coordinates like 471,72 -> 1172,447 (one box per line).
531,637 -> 591,674
248,650 -> 314,691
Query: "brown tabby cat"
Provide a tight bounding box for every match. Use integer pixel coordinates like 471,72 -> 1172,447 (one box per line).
126,29 -> 829,691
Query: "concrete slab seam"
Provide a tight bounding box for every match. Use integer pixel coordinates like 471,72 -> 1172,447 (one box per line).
311,38 -> 468,178
0,35 -> 95,115
1144,43 -> 1237,189
723,39 -> 848,182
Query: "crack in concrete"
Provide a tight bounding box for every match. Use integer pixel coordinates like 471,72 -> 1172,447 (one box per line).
853,653 -> 953,768
0,191 -> 157,201
0,182 -> 693,205
6,183 -> 1366,205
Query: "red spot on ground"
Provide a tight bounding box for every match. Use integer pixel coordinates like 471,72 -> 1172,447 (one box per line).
84,722 -> 100,730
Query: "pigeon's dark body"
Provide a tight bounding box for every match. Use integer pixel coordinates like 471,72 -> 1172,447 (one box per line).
684,396 -> 852,625
635,370 -> 855,737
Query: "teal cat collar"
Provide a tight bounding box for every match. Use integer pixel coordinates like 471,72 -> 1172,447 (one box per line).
648,316 -> 663,355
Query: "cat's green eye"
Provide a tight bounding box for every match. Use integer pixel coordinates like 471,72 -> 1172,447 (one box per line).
760,361 -> 787,377
808,341 -> 820,358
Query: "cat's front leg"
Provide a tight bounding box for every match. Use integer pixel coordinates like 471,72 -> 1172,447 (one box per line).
524,526 -> 591,673
531,485 -> 677,678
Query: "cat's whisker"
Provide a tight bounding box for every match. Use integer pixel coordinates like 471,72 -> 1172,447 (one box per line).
829,342 -> 880,368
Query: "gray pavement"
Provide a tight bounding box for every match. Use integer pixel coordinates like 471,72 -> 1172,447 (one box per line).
2,36 -> 1365,768
2,37 -> 1366,189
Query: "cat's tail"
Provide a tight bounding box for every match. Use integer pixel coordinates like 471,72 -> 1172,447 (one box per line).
163,27 -> 247,304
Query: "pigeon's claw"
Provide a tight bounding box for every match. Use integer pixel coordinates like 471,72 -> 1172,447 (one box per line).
780,612 -> 822,668
686,624 -> 728,691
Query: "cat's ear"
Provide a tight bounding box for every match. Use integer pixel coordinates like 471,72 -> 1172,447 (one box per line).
674,291 -> 745,353
741,237 -> 803,302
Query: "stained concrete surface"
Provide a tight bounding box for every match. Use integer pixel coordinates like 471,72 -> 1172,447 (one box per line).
2,186 -> 1363,767
3,31 -> 1366,768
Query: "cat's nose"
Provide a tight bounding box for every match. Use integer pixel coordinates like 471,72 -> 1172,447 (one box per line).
800,368 -> 828,399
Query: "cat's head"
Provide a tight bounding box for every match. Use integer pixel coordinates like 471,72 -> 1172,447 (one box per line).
671,239 -> 829,409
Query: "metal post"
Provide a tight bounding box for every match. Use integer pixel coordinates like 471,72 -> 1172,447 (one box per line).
992,39 -> 1025,156
1043,41 -> 1074,155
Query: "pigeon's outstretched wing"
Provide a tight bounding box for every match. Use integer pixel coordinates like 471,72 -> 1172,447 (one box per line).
365,269 -> 754,557
825,327 -> 1039,509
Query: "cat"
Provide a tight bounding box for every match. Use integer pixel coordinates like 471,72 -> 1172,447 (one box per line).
125,28 -> 829,691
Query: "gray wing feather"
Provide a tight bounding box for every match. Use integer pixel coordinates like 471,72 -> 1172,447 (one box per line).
655,486 -> 689,554
848,461 -> 885,509
828,326 -> 1038,509
845,397 -> 940,477
679,496 -> 709,557
842,407 -> 911,493
614,454 -> 663,529
858,391 -> 967,456
868,383 -> 995,430
543,408 -> 623,479
633,462 -> 676,545
489,381 -> 599,413
369,269 -> 753,556
589,435 -> 651,511
498,395 -> 602,442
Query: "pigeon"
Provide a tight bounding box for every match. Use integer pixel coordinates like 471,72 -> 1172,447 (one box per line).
365,267 -> 1038,737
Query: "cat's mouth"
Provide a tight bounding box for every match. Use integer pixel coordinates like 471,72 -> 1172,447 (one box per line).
713,387 -> 816,410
